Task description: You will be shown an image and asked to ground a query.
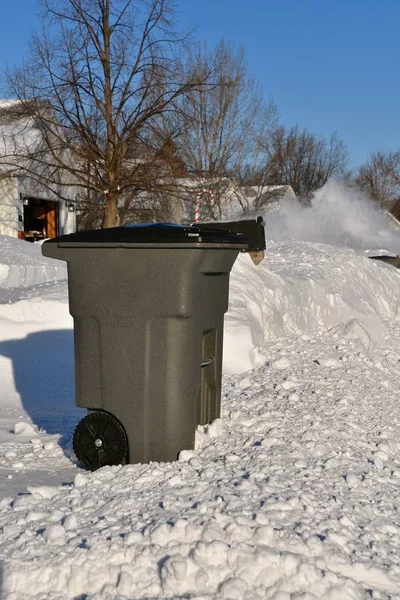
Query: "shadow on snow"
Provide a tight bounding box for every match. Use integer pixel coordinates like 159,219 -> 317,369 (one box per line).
0,329 -> 84,452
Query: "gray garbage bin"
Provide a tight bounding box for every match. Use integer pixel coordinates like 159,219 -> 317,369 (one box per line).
42,220 -> 265,470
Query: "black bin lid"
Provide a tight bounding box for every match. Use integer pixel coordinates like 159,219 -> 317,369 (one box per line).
45,223 -> 249,248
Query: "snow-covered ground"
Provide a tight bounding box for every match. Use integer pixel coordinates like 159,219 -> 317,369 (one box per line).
2,181 -> 400,599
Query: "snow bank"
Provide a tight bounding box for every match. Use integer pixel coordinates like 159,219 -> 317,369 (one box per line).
0,235 -> 66,289
225,241 -> 400,373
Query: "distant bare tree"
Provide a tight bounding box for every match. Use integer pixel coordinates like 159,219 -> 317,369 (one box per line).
262,125 -> 349,200
355,150 -> 400,208
157,40 -> 278,219
3,0 -> 205,228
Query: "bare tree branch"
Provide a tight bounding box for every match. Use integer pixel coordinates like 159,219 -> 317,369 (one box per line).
261,125 -> 348,200
3,0 -> 204,227
355,149 -> 400,210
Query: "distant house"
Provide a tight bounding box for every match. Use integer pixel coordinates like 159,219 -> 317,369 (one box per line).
0,99 -> 76,242
163,179 -> 297,223
225,184 -> 297,219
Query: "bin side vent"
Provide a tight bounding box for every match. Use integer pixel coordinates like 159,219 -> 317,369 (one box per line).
198,329 -> 218,425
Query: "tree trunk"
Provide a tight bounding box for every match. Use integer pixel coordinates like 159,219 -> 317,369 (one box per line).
103,196 -> 120,228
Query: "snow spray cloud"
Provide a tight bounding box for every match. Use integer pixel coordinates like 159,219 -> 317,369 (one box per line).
265,179 -> 400,254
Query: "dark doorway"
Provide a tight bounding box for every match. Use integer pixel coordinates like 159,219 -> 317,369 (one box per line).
22,198 -> 58,242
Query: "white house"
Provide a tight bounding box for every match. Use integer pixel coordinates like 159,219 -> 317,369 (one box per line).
0,100 -> 76,242
166,178 -> 297,223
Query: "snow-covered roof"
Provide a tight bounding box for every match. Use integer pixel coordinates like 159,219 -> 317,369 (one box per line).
0,99 -> 43,174
0,99 -> 23,108
242,184 -> 296,200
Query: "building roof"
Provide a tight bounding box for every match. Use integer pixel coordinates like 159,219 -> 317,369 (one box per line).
0,99 -> 43,174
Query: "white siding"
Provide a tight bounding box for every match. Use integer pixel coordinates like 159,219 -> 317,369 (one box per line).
58,200 -> 76,235
0,177 -> 19,237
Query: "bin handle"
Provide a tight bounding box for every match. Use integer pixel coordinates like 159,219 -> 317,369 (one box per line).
201,358 -> 214,368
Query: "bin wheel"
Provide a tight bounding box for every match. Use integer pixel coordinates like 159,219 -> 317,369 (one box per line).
73,411 -> 128,471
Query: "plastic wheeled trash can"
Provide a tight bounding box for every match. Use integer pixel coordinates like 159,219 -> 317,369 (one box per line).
42,220 -> 265,470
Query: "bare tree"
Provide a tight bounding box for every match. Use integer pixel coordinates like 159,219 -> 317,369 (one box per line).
156,40 -> 278,219
3,0 -> 204,227
262,125 -> 349,200
355,149 -> 400,208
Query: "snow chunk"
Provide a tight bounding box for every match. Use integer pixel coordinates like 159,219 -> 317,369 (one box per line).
316,357 -> 342,368
26,486 -> 60,500
238,376 -> 252,389
42,524 -> 66,545
345,473 -> 360,489
63,513 -> 78,531
74,473 -> 88,488
13,422 -> 38,437
178,449 -> 198,462
207,418 -> 224,438
196,418 -> 225,448
282,380 -> 297,390
219,577 -> 249,598
273,357 -> 291,370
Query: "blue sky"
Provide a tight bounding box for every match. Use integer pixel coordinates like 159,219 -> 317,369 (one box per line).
1,0 -> 399,168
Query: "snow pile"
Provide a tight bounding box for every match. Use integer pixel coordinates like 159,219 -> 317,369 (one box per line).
0,235 -> 67,289
225,243 -> 400,373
